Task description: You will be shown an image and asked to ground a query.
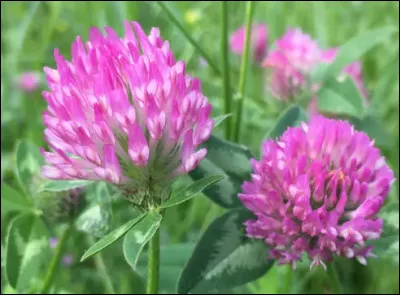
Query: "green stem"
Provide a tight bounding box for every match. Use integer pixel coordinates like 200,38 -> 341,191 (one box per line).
156,1 -> 221,75
146,228 -> 160,294
233,1 -> 255,143
329,261 -> 343,294
221,1 -> 232,140
86,236 -> 116,294
40,223 -> 72,294
284,264 -> 293,293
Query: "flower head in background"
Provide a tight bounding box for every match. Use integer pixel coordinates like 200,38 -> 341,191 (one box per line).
263,28 -> 321,100
230,24 -> 268,63
239,116 -> 394,269
16,72 -> 41,93
41,21 -> 213,208
36,188 -> 86,223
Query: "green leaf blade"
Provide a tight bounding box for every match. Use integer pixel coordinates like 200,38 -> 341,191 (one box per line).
320,26 -> 397,82
177,208 -> 273,294
6,214 -> 50,292
351,115 -> 392,148
15,140 -> 44,196
160,175 -> 224,209
80,213 -> 146,262
76,205 -> 112,238
38,180 -> 92,193
76,182 -> 113,238
213,113 -> 233,129
123,211 -> 162,269
190,159 -> 244,209
1,183 -> 33,215
189,135 -> 253,209
317,77 -> 365,119
265,105 -> 309,140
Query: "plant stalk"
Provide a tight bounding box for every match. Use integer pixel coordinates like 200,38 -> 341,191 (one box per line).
233,1 -> 255,143
146,228 -> 160,294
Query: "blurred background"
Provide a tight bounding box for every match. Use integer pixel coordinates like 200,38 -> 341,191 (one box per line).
1,1 -> 399,294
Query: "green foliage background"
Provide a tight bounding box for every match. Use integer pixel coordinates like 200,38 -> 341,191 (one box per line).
1,1 -> 399,294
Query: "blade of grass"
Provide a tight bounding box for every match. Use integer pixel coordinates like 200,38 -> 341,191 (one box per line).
233,1 -> 255,143
156,1 -> 221,76
221,1 -> 232,139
